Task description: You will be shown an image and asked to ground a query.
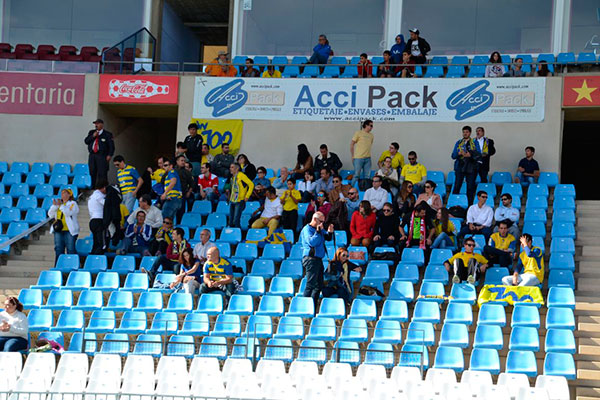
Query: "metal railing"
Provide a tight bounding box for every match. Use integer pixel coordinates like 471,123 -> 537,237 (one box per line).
0,217 -> 52,255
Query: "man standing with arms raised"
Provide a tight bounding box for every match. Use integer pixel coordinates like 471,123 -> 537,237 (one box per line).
300,211 -> 334,306
85,119 -> 114,189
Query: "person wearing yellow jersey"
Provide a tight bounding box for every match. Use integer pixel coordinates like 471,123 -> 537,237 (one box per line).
483,221 -> 516,269
262,65 -> 282,78
378,142 -> 405,170
444,237 -> 489,284
229,162 -> 254,228
148,157 -> 166,183
431,207 -> 457,249
280,179 -> 301,231
502,234 -> 544,286
160,159 -> 182,221
350,119 -> 374,186
113,155 -> 143,213
200,144 -> 214,165
200,247 -> 235,299
400,151 -> 427,194
48,188 -> 80,266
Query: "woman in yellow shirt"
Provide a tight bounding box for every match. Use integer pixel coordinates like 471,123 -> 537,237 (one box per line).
431,207 -> 457,249
280,179 -> 301,231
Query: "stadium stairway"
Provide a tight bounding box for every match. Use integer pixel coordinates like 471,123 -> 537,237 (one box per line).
0,201 -> 91,302
574,201 -> 600,400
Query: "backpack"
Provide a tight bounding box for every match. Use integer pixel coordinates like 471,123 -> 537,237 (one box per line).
448,205 -> 466,219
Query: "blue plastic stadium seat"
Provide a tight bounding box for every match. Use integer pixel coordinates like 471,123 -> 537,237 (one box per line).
509,326 -> 539,351
399,344 -> 429,369
537,53 -> 556,73
401,248 -> 425,267
225,294 -> 254,316
198,336 -> 227,360
32,183 -> 53,200
506,350 -> 537,377
196,293 -> 224,315
0,235 -> 8,255
52,163 -> 71,176
19,288 -> 43,309
478,303 -> 506,326
100,333 -> 129,356
0,208 -> 20,224
219,227 -> 242,244
258,244 -> 283,263
86,310 -> 116,333
306,316 -> 336,341
273,316 -> 304,340
132,333 -> 162,357
180,213 -> 203,228
268,276 -> 294,298
547,287 -> 575,309
500,183 -> 523,198
525,196 -> 548,211
394,263 -> 419,284
0,194 -> 12,209
418,281 -> 445,303
365,342 -> 395,368
450,283 -> 477,304
111,255 -> 136,275
543,353 -> 576,380
545,329 -> 575,354
75,236 -> 93,256
211,314 -> 241,337
25,173 -> 45,186
295,339 -> 327,364
551,223 -> 576,239
46,289 -> 73,310
445,302 -> 473,325
53,254 -> 80,273
339,318 -> 368,342
484,267 -> 510,285
347,245 -> 368,265
51,309 -> 84,332
469,348 -> 500,375
73,289 -> 103,311
286,296 -> 315,319
317,297 -> 346,320
423,265 -> 448,285
522,221 -> 546,238
48,174 -> 68,187
28,309 -> 53,331
413,301 -> 440,324
251,295 -> 282,318
147,311 -> 179,335
72,174 -> 91,189
371,319 -> 402,345
105,290 -> 134,312
578,51 -> 597,64
548,253 -> 575,271
167,292 -> 193,314
299,65 -> 319,78
32,270 -> 62,290
205,212 -> 227,229
447,194 -> 468,209
288,244 -> 303,261
30,162 -> 50,176
242,314 -> 273,339
80,254 -> 106,274
278,260 -> 302,280
241,275 -> 265,297
230,337 -> 261,360
66,332 -> 97,355
439,323 -> 469,348
349,298 -> 377,321
264,338 -> 293,362
249,259 -> 275,279
6,221 -> 29,239
389,280 -> 415,302
167,334 -> 195,358
64,271 -> 91,290
329,340 -> 359,366
524,208 -> 547,223
24,208 -> 46,224
136,291 -> 163,312
235,243 -> 258,260
379,299 -> 408,323
1,172 -> 21,186
73,163 -> 89,176
546,307 -> 575,330
122,273 -> 149,293
548,270 -> 575,289
555,184 -> 576,198
178,312 -> 209,336
557,52 -> 576,67
191,200 -> 211,216
405,321 -> 435,346
528,184 -> 549,198
552,209 -> 575,224
512,304 -> 540,328
433,346 -> 464,373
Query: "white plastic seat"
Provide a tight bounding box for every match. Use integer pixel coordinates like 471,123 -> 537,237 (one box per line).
289,360 -> 319,382
391,366 -> 422,388
461,370 -> 493,387
441,382 -> 474,400
156,356 -> 187,379
0,353 -> 23,376
85,378 -> 120,400
334,380 -> 369,400
405,380 -> 436,400
120,378 -> 155,400
255,359 -> 286,383
89,354 -> 122,380
300,385 -> 334,400
225,379 -> 262,400
262,375 -> 299,400
426,368 -> 457,386
191,380 -> 225,399
155,379 -> 190,400
372,381 -> 409,400
123,355 -> 154,378
478,384 -> 511,400
49,378 -> 85,400
516,387 -> 550,400
56,353 -> 89,376
356,364 -> 387,385
9,378 -> 50,400
497,373 -> 530,400
23,353 -> 56,376
189,357 -> 220,379
535,375 -> 569,400
222,358 -> 252,384
322,362 -> 353,385
295,373 -> 327,393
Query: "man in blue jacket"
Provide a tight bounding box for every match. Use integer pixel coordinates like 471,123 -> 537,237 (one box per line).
309,35 -> 332,65
451,126 -> 481,206
300,211 -> 334,306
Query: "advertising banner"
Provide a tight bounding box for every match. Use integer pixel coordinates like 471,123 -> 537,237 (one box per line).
0,72 -> 85,116
563,76 -> 600,106
189,119 -> 243,155
99,74 -> 179,104
193,77 -> 546,122
477,285 -> 544,307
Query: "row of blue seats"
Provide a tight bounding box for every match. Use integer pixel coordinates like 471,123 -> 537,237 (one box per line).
0,181 -> 85,196
1,208 -> 48,224
0,161 -> 88,177
0,172 -> 90,189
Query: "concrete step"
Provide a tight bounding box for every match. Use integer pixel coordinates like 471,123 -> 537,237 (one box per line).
578,279 -> 600,291
582,247 -> 600,257
0,277 -> 38,289
0,265 -> 43,278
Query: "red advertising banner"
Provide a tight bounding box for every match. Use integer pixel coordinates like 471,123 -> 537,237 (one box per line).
0,72 -> 85,116
99,75 -> 179,104
563,76 -> 600,106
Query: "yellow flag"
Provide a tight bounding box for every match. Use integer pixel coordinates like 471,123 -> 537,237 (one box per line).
477,284 -> 544,307
189,119 -> 243,156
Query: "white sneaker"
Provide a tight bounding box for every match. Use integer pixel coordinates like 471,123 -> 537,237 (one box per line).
452,275 -> 460,284
467,275 -> 475,284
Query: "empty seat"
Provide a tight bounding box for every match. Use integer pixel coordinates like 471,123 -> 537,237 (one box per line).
198,336 -> 228,360
405,321 -> 435,346
225,294 -> 254,316
444,302 -> 473,325
178,312 -> 209,336
543,353 -> 576,380
27,308 -> 53,331
132,333 -> 162,357
546,307 -> 575,330
388,280 -> 415,302
371,319 -> 402,344
433,346 -> 464,373
241,275 -> 265,297
135,291 -> 163,312
339,318 -> 368,342
469,348 -> 501,375
473,325 -> 503,350
278,260 -> 303,280
477,303 -> 506,326
545,329 -> 576,354
547,287 -> 575,309
250,259 -> 275,278
401,248 -> 425,266
167,334 -> 195,358
211,314 -> 241,337
548,270 -> 575,289
146,311 -> 179,335
167,292 -> 193,314
398,344 -> 429,369
364,343 -> 395,368
269,276 -> 294,298
298,339 -> 327,364
115,310 -> 147,334
413,301 -> 440,324
263,244 -> 285,262
506,350 -> 537,377
104,290 -> 134,312
46,289 -> 73,310
509,326 -> 540,351
256,295 -> 285,317
512,304 -> 540,328
306,317 -> 337,341
82,255 -> 107,273
73,289 -> 103,311
331,340 -> 360,366
235,243 -> 258,260
111,255 -> 136,275
349,298 -> 377,320
548,253 -> 575,271
52,309 -> 84,332
439,323 -> 469,348
100,333 -> 130,356
380,299 -> 409,322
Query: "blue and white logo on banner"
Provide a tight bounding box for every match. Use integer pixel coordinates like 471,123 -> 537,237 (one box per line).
446,80 -> 494,120
204,79 -> 248,117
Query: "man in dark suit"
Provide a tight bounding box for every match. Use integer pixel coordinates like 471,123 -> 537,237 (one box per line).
85,119 -> 115,189
474,126 -> 496,183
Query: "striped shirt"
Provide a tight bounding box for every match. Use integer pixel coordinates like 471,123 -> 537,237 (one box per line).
116,165 -> 140,194
164,170 -> 182,199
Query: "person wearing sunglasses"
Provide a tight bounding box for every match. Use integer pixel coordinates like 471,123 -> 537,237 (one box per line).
373,202 -> 400,248
396,181 -> 416,220
400,151 -> 427,195
323,247 -> 362,305
304,190 -> 332,225
149,217 -> 174,256
416,180 -> 443,212
350,200 -> 376,246
494,193 -> 520,238
345,189 -> 361,222
444,236 -> 489,284
459,190 -> 494,243
327,175 -> 352,204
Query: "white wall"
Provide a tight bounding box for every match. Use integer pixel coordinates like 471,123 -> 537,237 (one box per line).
177,76 -> 564,176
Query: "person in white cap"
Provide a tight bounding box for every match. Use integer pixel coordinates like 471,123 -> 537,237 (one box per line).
404,28 -> 431,65
206,50 -> 236,77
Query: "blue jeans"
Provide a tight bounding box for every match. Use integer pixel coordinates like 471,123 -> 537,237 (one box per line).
309,53 -> 328,65
431,232 -> 455,249
191,162 -> 202,178
122,192 -> 136,213
515,171 -> 536,185
162,197 -> 182,221
122,237 -> 149,256
53,231 -> 77,265
352,158 -> 371,186
229,201 -> 246,228
0,336 -> 28,352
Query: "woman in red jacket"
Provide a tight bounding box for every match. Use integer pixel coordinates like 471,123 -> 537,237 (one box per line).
350,200 -> 376,246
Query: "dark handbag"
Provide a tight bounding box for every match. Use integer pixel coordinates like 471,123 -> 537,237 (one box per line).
52,219 -> 63,232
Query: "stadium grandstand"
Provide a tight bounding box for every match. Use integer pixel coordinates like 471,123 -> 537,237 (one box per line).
1,1 -> 600,400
